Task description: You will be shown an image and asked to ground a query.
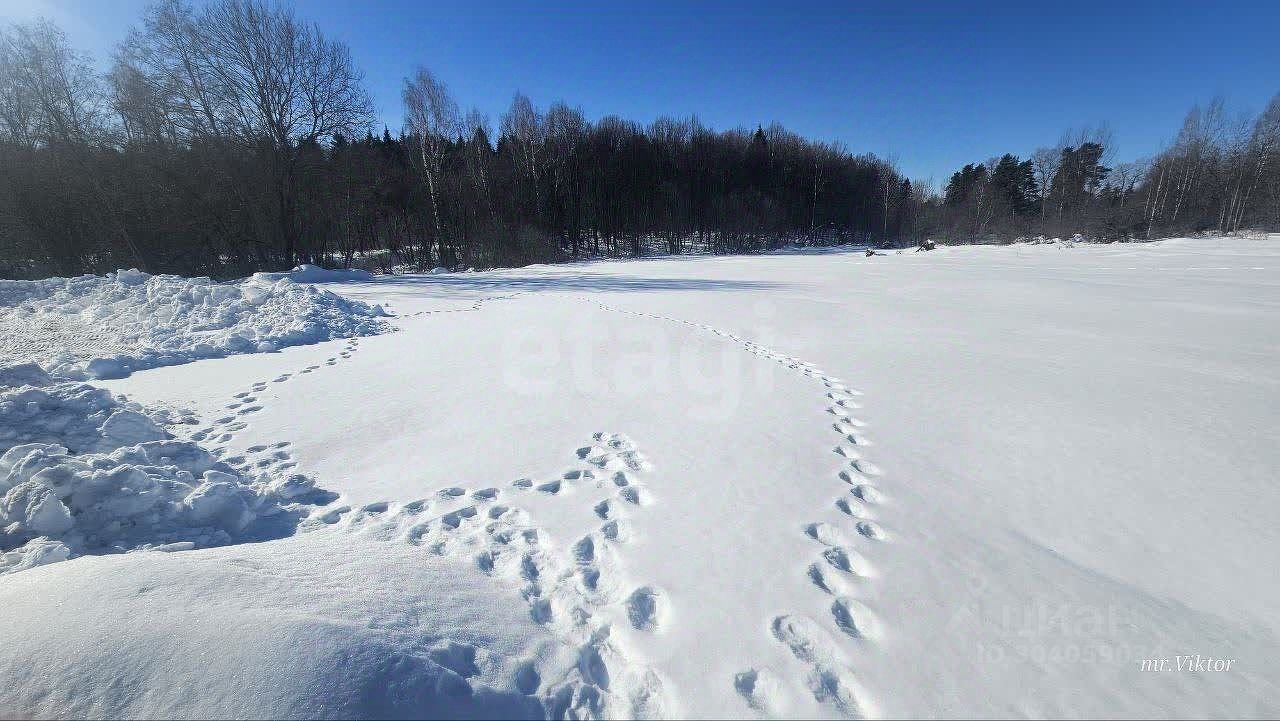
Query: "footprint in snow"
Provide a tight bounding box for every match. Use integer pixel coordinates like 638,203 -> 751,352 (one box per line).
849,459 -> 882,476
769,614 -> 865,716
734,667 -> 786,714
807,562 -> 852,596
805,522 -> 850,547
823,546 -> 872,577
625,586 -> 666,631
835,497 -> 872,518
851,484 -> 885,504
855,520 -> 887,541
830,597 -> 878,640
440,506 -> 478,529
601,518 -> 630,543
618,485 -> 649,505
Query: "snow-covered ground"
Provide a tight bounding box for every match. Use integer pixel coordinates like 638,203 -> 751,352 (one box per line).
2,237 -> 1278,718
0,267 -> 388,380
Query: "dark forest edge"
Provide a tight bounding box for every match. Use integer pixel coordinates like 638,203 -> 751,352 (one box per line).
2,0 -> 1278,280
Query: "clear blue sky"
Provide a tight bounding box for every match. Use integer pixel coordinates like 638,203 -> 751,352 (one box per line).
4,0 -> 1278,185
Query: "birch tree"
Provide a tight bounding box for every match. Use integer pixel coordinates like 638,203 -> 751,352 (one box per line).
403,66 -> 459,266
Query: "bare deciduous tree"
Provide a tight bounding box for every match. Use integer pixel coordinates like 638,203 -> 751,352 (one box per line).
117,0 -> 371,263
403,66 -> 459,266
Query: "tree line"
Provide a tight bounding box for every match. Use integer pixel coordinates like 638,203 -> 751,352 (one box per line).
1,0 -> 1277,280
0,0 -> 915,279
932,97 -> 1280,243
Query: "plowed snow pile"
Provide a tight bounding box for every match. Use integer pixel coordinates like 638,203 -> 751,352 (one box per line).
0,365 -> 333,575
0,268 -> 389,379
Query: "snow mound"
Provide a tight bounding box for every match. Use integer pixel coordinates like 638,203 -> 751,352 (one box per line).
251,263 -> 375,283
0,368 -> 333,575
0,269 -> 390,380
0,530 -> 562,719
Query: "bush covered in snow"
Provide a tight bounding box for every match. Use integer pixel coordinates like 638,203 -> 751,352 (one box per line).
0,365 -> 333,575
0,268 -> 390,380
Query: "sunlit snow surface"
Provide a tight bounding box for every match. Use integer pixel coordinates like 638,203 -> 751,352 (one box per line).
0,266 -> 389,379
2,238 -> 1278,718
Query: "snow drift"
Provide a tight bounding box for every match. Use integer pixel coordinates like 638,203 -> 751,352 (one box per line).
0,268 -> 390,380
0,365 -> 333,575
0,528 -> 565,720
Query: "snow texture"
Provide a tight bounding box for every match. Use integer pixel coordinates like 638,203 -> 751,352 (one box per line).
0,268 -> 390,380
0,365 -> 333,575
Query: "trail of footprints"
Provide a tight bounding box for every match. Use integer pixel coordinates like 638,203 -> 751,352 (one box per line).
296,431 -> 669,718
587,299 -> 891,719
185,337 -> 363,469
189,290 -> 521,468
174,292 -> 887,716
401,292 -> 524,318
173,301 -> 672,712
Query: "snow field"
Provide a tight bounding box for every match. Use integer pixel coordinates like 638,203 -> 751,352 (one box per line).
3,236 -> 1279,718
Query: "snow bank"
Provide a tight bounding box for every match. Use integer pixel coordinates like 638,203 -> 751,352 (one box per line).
0,269 -> 390,380
0,366 -> 332,575
0,529 -> 563,719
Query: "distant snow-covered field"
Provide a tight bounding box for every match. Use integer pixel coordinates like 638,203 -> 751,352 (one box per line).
1,237 -> 1277,718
